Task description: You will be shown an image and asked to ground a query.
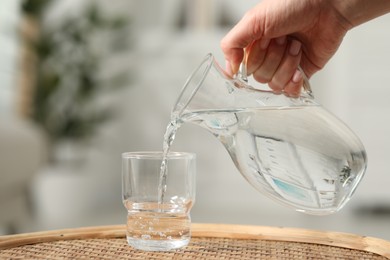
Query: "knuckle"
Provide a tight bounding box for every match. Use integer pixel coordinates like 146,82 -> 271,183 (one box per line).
269,80 -> 284,91
253,71 -> 270,84
220,38 -> 229,52
243,9 -> 263,40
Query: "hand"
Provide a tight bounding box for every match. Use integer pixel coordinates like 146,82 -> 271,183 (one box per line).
220,0 -> 360,95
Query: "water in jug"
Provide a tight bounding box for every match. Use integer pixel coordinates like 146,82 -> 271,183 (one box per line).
161,53 -> 367,215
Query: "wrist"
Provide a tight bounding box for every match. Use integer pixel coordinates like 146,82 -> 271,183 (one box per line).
332,0 -> 390,29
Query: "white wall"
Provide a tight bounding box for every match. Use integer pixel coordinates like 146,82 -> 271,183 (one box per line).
311,14 -> 390,201
0,0 -> 20,116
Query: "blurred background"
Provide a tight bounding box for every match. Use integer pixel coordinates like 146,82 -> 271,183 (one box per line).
1,0 -> 390,240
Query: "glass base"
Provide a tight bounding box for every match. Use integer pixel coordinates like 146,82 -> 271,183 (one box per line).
127,237 -> 190,251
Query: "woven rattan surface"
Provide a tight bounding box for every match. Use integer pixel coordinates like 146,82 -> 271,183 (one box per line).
1,237 -> 387,259
1,224 -> 390,259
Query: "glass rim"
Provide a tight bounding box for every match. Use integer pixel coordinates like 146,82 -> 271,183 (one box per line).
122,151 -> 196,160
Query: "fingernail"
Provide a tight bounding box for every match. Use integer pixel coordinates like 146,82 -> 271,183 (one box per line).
260,38 -> 270,50
276,36 -> 286,46
292,69 -> 303,83
225,59 -> 233,75
289,40 -> 301,56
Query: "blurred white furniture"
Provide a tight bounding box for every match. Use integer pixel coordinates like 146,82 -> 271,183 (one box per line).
0,117 -> 46,233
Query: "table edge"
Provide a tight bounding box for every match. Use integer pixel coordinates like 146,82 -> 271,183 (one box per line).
0,223 -> 389,258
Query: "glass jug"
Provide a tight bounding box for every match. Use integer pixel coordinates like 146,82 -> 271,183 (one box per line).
171,53 -> 367,215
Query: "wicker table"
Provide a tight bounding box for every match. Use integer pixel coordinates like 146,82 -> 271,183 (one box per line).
1,224 -> 389,259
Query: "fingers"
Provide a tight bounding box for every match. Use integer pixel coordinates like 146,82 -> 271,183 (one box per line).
247,37 -> 304,96
283,70 -> 304,97
268,39 -> 302,92
246,39 -> 270,75
221,9 -> 264,74
252,36 -> 287,85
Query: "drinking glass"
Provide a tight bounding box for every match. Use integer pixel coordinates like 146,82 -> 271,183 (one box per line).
122,151 -> 196,251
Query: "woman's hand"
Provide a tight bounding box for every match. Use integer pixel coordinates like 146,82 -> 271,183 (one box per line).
221,0 -> 390,95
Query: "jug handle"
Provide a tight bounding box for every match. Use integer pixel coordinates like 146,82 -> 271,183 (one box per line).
237,49 -> 313,96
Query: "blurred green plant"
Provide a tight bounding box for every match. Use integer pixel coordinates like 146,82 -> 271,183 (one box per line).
22,0 -> 130,145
